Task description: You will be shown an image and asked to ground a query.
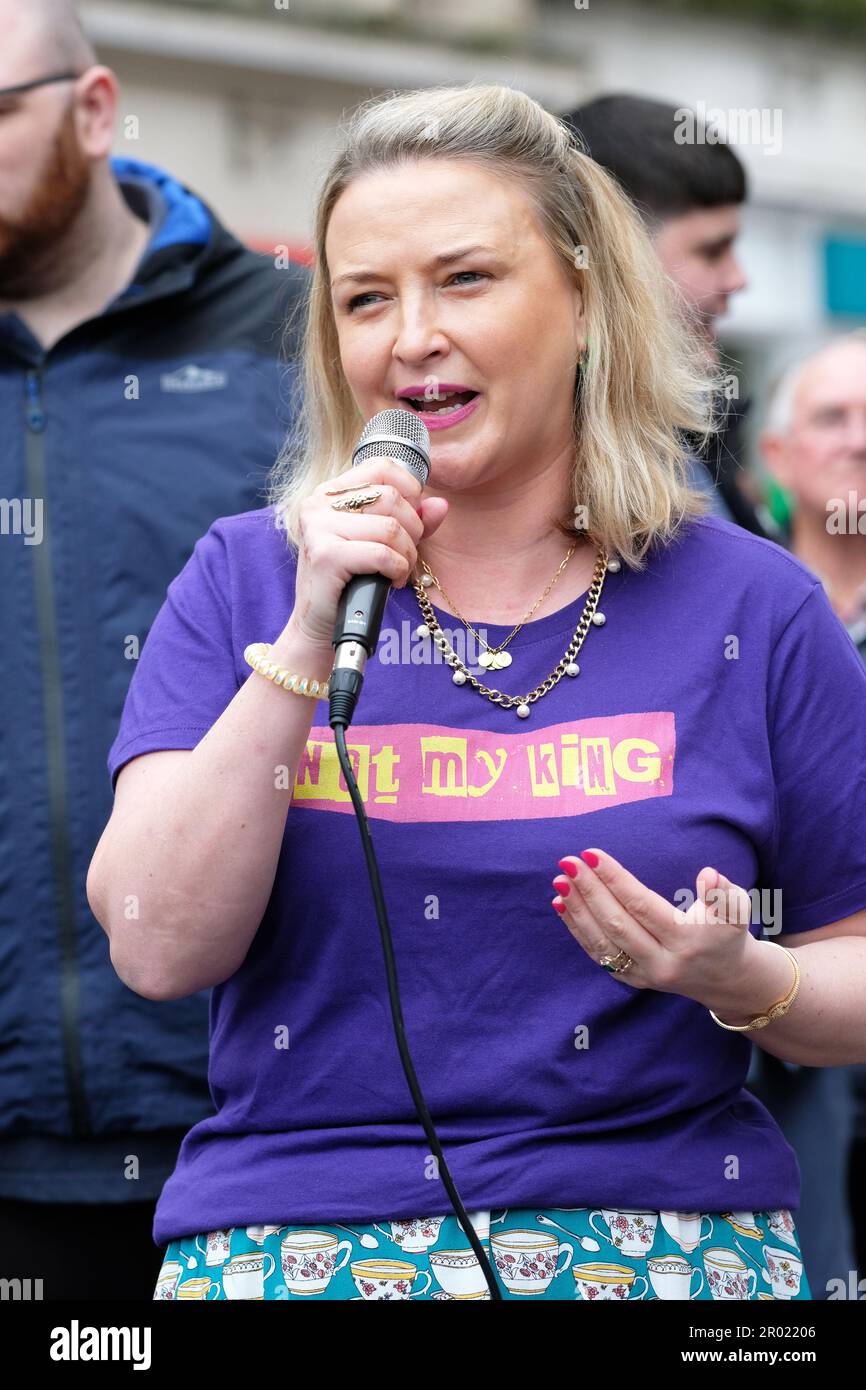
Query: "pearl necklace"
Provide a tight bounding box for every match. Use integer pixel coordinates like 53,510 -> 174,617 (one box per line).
411,550 -> 620,718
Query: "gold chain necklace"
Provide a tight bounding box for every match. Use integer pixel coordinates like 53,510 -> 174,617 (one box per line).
411,549 -> 620,718
417,545 -> 577,671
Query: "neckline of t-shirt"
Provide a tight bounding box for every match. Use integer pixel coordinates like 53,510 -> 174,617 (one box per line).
390,562 -> 624,648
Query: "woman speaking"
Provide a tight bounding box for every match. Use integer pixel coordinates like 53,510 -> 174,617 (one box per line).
88,83 -> 866,1301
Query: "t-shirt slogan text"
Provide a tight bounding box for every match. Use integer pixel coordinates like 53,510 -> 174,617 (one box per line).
292,712 -> 676,821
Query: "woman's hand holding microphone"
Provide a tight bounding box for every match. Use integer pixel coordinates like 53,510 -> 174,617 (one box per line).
278,458 -> 449,666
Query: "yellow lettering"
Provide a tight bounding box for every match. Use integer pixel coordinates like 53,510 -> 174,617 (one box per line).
421,736 -> 468,796
372,744 -> 400,803
294,740 -> 370,802
581,737 -> 616,796
612,738 -> 661,783
561,733 -> 582,788
527,742 -> 560,797
468,747 -> 508,797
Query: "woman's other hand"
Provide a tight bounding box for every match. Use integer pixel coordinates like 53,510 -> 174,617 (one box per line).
550,850 -> 759,1002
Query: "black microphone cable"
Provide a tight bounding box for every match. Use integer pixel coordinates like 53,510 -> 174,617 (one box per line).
327,408 -> 503,1300
328,718 -> 502,1300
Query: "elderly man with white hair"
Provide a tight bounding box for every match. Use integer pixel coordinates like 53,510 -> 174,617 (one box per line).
761,333 -> 866,650
753,330 -> 866,1295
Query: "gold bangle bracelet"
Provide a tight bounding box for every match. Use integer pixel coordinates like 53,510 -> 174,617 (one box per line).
243,642 -> 330,700
709,942 -> 801,1031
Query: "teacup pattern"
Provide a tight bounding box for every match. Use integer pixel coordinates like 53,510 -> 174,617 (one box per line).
766,1209 -> 798,1247
350,1260 -> 432,1300
280,1232 -> 352,1296
155,1205 -> 811,1300
490,1230 -> 573,1294
589,1209 -> 658,1257
374,1217 -> 446,1254
704,1246 -> 758,1300
573,1262 -> 648,1300
762,1245 -> 804,1299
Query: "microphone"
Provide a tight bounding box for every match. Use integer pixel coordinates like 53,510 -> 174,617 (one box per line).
328,408 -> 431,728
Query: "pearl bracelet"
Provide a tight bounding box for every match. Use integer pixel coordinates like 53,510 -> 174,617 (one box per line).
243,642 -> 330,700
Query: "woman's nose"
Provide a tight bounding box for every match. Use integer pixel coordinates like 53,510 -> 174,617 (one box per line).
392,306 -> 449,363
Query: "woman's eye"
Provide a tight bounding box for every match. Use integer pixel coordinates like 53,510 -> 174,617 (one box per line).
449,271 -> 486,286
346,292 -> 382,312
346,271 -> 487,313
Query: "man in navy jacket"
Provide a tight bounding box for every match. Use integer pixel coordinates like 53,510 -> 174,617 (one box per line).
0,0 -> 309,1296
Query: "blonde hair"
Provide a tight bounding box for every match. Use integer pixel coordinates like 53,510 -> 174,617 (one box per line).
267,82 -> 720,570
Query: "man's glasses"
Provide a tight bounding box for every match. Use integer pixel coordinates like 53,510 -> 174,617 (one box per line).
0,72 -> 80,100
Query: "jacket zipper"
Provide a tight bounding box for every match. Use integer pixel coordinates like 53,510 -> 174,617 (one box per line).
23,367 -> 91,1136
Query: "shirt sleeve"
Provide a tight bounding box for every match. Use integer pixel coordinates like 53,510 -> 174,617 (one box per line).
764,580 -> 866,934
107,520 -> 239,792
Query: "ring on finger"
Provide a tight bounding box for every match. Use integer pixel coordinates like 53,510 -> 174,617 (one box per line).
598,949 -> 635,975
329,490 -> 384,513
560,902 -> 624,971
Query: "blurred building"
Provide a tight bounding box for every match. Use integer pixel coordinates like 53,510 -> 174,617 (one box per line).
81,0 -> 866,454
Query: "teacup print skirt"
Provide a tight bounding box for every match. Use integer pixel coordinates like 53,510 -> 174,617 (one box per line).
154,1206 -> 812,1300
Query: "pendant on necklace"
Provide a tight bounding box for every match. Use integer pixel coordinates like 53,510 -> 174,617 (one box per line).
479,649 -> 512,671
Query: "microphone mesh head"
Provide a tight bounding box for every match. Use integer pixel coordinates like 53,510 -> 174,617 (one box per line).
353,408 -> 431,485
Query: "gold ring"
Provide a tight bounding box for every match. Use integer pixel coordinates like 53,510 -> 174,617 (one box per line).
599,949 -> 634,974
329,490 -> 383,513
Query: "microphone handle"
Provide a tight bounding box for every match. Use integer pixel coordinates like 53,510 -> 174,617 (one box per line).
328,573 -> 391,727
332,572 -> 391,655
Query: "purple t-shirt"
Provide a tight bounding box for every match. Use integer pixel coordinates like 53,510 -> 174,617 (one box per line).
107,506 -> 866,1243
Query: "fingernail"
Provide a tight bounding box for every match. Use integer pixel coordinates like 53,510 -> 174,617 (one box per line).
580,850 -> 600,868
558,858 -> 579,879
552,876 -> 572,897
552,898 -> 567,914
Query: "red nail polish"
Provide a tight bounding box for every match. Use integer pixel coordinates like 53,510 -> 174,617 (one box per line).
580,850 -> 600,868
552,877 -> 571,897
552,898 -> 567,914
558,859 -> 579,879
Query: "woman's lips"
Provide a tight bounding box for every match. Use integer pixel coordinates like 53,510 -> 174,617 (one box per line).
409,393 -> 482,431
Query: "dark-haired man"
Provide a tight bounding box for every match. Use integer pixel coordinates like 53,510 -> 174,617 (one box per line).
0,0 -> 309,1297
562,94 -> 773,538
